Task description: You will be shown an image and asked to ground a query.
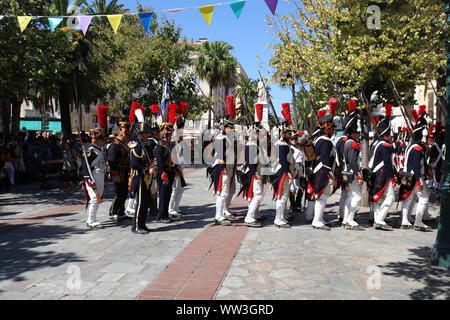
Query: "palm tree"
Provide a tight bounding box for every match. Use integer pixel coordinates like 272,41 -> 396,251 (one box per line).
86,0 -> 124,24
194,41 -> 237,129
236,74 -> 257,120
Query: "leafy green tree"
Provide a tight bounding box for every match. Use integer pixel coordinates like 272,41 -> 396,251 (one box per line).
89,15 -> 210,121
235,74 -> 257,119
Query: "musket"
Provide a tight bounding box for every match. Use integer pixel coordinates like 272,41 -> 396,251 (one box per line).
389,78 -> 414,138
77,129 -> 102,205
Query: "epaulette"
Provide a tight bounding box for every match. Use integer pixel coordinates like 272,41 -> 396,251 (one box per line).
413,145 -> 423,152
382,142 -> 392,148
351,141 -> 360,151
128,142 -> 138,149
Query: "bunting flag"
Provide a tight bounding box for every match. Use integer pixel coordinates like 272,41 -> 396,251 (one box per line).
107,14 -> 123,34
230,1 -> 246,19
17,16 -> 32,32
78,16 -> 92,35
199,5 -> 215,26
138,12 -> 154,34
0,16 -> 4,21
48,17 -> 63,32
264,0 -> 278,15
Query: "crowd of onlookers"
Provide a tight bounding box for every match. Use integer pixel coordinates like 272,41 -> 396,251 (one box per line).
0,131 -> 117,192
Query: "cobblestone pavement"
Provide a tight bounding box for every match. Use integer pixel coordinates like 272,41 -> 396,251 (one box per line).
215,191 -> 449,300
0,170 -> 448,300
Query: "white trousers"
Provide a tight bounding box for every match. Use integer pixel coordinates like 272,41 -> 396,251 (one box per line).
86,172 -> 105,224
343,180 -> 362,226
312,194 -> 329,227
169,175 -> 184,214
402,184 -> 430,227
245,177 -> 264,223
373,181 -> 395,225
339,188 -> 349,219
275,194 -> 290,225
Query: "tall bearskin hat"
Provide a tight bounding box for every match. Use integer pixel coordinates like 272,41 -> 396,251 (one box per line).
97,105 -> 109,129
377,117 -> 392,137
317,98 -> 337,130
220,115 -> 235,130
343,110 -> 361,134
281,119 -> 292,134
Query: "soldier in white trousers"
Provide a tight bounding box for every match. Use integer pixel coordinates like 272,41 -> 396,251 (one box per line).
82,129 -> 108,229
341,110 -> 364,230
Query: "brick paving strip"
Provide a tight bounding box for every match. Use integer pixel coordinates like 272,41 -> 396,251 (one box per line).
138,186 -> 268,300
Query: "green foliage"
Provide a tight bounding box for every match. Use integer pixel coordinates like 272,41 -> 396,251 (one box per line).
267,0 -> 447,112
89,15 -> 209,120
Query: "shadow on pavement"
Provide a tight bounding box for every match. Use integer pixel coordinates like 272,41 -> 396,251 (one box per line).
378,246 -> 450,300
0,223 -> 86,291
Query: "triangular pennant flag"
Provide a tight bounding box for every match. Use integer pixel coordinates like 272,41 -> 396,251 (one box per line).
0,15 -> 4,21
78,16 -> 93,35
230,1 -> 246,19
17,16 -> 32,32
48,17 -> 63,32
107,14 -> 123,34
198,5 -> 215,26
138,12 -> 154,34
264,0 -> 278,15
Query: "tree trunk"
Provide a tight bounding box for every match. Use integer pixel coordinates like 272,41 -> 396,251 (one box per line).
291,83 -> 298,129
361,109 -> 370,207
11,98 -> 21,137
0,99 -> 11,140
208,85 -> 213,130
59,87 -> 72,135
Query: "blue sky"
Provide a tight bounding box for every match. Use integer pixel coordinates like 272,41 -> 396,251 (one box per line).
115,0 -> 293,115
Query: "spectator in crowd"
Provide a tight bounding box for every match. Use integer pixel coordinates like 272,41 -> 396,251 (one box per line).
62,141 -> 79,193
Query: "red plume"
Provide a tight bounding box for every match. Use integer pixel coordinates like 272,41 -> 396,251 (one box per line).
129,101 -> 142,123
318,110 -> 326,118
397,126 -> 401,133
168,103 -> 178,124
151,104 -> 160,114
373,117 -> 379,125
255,104 -> 263,122
418,105 -> 426,116
429,124 -> 435,136
348,100 -> 356,112
403,127 -> 407,134
385,104 -> 392,118
411,110 -> 419,123
226,96 -> 236,119
179,101 -> 188,116
97,105 -> 109,129
281,103 -> 292,125
329,98 -> 337,116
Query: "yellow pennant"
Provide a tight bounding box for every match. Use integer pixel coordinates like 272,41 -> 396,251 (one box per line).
199,5 -> 215,26
107,14 -> 123,34
17,16 -> 32,32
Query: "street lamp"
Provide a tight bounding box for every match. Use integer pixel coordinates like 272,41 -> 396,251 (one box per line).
430,0 -> 450,269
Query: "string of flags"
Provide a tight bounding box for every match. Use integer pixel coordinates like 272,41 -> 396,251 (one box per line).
0,0 -> 279,34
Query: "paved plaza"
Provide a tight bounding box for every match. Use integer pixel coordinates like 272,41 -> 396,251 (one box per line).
0,169 -> 449,300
